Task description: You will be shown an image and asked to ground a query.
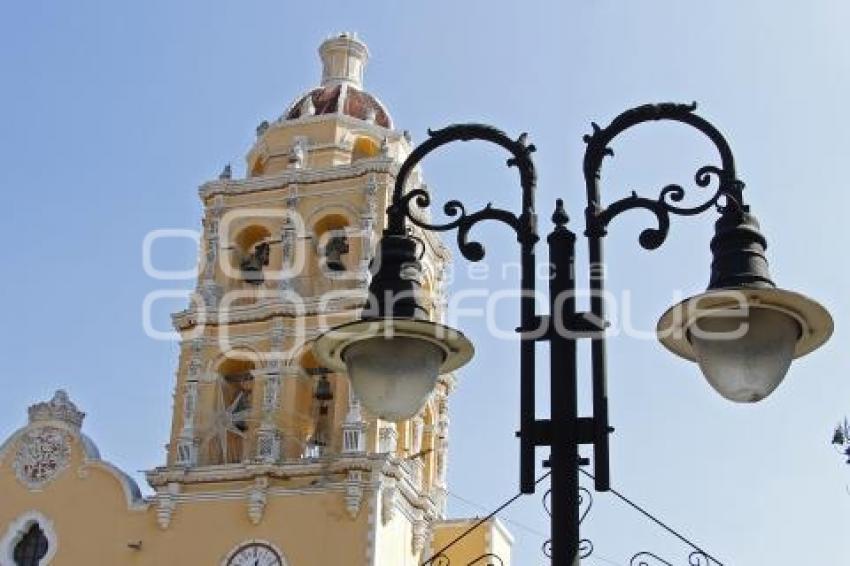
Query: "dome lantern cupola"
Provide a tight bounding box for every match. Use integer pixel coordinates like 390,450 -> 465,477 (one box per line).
283,33 -> 392,129
319,32 -> 369,89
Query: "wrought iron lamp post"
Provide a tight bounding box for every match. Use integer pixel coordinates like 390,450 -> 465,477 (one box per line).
315,102 -> 833,565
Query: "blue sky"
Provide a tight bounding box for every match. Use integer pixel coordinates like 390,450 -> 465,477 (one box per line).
1,1 -> 849,564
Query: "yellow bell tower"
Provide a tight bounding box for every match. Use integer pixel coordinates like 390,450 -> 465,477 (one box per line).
0,33 -> 513,566
147,31 -> 486,565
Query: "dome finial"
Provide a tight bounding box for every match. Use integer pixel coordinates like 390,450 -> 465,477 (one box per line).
319,32 -> 370,88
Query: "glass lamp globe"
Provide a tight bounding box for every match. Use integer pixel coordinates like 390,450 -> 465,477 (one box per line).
314,319 -> 474,420
658,288 -> 832,403
687,307 -> 799,402
343,336 -> 444,420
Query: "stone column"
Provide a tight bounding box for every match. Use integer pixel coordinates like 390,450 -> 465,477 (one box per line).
279,193 -> 299,293
199,198 -> 223,308
357,174 -> 379,286
341,390 -> 367,454
254,351 -> 283,463
378,422 -> 398,454
175,338 -> 204,466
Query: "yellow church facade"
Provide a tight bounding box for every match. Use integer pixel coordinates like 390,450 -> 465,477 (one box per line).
0,34 -> 512,566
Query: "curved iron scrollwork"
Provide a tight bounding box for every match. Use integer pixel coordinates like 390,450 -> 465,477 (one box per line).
387,123 -> 539,261
583,102 -> 745,250
429,552 -> 505,566
542,486 -> 594,560
630,550 -> 714,566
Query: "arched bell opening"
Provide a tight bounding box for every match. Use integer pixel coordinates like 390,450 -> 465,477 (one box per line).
299,348 -> 340,458
225,225 -> 274,305
313,214 -> 353,277
200,355 -> 258,465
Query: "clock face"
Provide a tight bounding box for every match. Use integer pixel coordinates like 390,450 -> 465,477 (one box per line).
226,543 -> 282,566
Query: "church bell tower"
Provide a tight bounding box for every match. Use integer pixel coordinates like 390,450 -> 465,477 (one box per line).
144,32 -> 495,565
0,33 -> 513,566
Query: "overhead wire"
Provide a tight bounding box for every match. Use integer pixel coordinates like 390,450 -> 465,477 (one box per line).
423,468 -> 726,566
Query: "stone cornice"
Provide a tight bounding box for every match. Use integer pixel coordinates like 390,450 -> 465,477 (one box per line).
145,454 -> 375,487
171,294 -> 366,330
199,158 -> 398,200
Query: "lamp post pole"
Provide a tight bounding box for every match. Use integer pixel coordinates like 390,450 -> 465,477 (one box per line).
315,102 -> 833,566
547,201 -> 580,565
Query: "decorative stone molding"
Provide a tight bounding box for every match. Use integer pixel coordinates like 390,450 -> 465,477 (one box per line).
176,338 -> 204,467
175,436 -> 196,468
378,423 -> 398,454
342,394 -> 367,454
431,485 -> 448,518
437,398 -> 450,437
270,318 -> 286,355
260,373 -> 281,415
199,159 -> 398,200
13,426 -> 71,490
364,173 -> 379,216
171,292 -> 366,330
436,441 -> 448,488
203,227 -> 218,280
412,417 -> 424,455
342,418 -> 367,455
288,137 -> 308,170
344,470 -> 364,519
28,390 -> 84,430
410,460 -> 424,491
201,198 -> 224,298
181,381 -> 198,427
357,177 -> 378,287
1,510 -> 59,565
412,518 -> 429,555
187,358 -> 203,380
279,194 -> 300,293
247,477 -> 269,525
147,455 -> 372,486
365,486 -> 379,566
255,426 -> 281,464
381,480 -> 398,525
156,482 -> 180,529
199,281 -> 222,309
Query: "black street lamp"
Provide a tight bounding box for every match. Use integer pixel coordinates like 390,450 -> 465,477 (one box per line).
314,102 -> 833,565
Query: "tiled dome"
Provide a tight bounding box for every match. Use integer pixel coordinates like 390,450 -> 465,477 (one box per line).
284,84 -> 392,128
281,33 -> 392,129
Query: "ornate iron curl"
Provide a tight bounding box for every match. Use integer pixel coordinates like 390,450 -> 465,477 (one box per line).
427,553 -> 505,566
629,550 -> 714,566
583,102 -> 745,250
541,539 -> 593,560
542,487 -> 594,560
630,551 -> 675,566
387,124 -> 539,261
542,486 -> 593,527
